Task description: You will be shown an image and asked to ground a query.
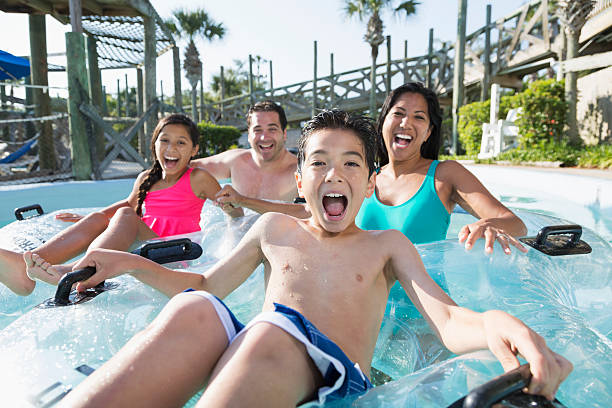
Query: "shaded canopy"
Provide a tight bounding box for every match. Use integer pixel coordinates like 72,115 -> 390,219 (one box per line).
0,0 -> 175,70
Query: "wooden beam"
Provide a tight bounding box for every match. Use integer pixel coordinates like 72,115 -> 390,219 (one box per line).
82,0 -> 103,15
558,50 -> 612,73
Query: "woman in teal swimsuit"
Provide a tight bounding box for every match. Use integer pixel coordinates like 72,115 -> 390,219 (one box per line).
356,82 -> 526,252
215,83 -> 526,254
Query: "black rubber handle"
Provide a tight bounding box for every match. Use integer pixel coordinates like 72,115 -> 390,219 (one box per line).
138,238 -> 192,260
54,267 -> 96,306
535,225 -> 582,247
14,204 -> 44,221
462,364 -> 531,408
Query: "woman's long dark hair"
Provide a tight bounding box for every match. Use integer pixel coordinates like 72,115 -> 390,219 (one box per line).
136,114 -> 199,216
376,82 -> 442,167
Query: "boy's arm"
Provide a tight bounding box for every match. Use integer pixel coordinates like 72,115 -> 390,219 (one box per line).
72,214 -> 270,298
215,185 -> 310,218
386,230 -> 571,400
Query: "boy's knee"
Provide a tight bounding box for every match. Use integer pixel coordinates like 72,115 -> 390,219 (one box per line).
154,292 -> 222,335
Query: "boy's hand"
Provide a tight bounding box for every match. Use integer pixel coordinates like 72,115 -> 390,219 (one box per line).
55,212 -> 84,223
483,310 -> 572,400
71,248 -> 138,291
459,220 -> 527,255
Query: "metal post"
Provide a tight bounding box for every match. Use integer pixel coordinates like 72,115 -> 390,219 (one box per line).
102,85 -> 108,116
220,66 -> 225,122
124,73 -> 129,117
29,14 -> 56,171
160,80 -> 164,116
386,35 -> 392,94
116,78 -> 121,116
172,45 -> 182,112
312,40 -> 318,117
269,60 -> 274,96
330,53 -> 335,107
427,28 -> 434,89
199,69 -> 204,122
143,15 -> 157,162
451,0 -> 467,155
481,4 -> 492,101
403,40 -> 409,83
248,54 -> 254,105
136,68 -> 144,155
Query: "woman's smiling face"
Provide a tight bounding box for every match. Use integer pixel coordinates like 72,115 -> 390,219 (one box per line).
381,92 -> 432,161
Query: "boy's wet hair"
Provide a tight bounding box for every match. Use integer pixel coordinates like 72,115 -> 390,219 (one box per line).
297,109 -> 377,176
377,82 -> 442,166
246,100 -> 287,131
136,113 -> 199,216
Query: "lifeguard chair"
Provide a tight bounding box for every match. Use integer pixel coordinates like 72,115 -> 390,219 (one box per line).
478,84 -> 521,159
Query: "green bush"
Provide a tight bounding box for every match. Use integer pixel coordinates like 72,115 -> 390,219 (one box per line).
577,144 -> 612,169
515,79 -> 567,147
457,94 -> 518,156
197,121 -> 241,157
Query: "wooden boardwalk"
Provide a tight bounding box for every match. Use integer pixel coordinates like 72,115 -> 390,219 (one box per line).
204,0 -> 576,129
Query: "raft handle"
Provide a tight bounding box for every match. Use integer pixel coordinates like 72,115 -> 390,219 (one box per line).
447,363 -> 566,408
54,267 -> 97,306
535,224 -> 582,247
520,224 -> 592,256
132,238 -> 203,264
15,204 -> 44,221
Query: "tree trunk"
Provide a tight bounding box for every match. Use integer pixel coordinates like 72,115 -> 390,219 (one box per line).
191,85 -> 198,123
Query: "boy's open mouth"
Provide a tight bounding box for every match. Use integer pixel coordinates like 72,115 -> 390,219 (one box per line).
322,193 -> 348,220
394,134 -> 413,148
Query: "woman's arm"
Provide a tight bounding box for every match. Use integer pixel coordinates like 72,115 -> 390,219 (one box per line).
440,161 -> 527,254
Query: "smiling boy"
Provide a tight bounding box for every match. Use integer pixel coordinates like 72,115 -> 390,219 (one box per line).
58,110 -> 571,408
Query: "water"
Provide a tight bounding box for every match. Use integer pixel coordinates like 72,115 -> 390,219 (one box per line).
0,169 -> 611,406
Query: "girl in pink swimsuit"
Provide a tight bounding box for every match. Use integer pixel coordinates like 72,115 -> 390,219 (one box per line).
0,114 -> 240,295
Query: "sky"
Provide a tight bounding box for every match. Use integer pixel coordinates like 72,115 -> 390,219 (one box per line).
0,1 -> 529,101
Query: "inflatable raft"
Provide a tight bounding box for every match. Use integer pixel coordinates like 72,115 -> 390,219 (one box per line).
0,204 -> 610,407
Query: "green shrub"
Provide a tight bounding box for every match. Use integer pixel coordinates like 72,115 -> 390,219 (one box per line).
197,121 -> 241,157
457,94 -> 519,156
515,79 -> 567,147
577,144 -> 612,169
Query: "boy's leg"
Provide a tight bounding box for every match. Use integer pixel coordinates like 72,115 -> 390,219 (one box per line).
0,211 -> 109,295
58,293 -> 230,408
198,322 -> 323,408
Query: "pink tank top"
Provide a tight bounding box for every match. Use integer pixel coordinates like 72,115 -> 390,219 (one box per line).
141,168 -> 205,237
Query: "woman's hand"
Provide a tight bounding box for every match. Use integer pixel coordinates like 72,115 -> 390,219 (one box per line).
55,212 -> 84,223
458,219 -> 527,254
483,310 -> 573,401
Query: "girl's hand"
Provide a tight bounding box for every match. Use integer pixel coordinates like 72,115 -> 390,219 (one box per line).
55,212 -> 84,223
483,310 -> 573,401
458,220 -> 527,254
71,249 -> 137,291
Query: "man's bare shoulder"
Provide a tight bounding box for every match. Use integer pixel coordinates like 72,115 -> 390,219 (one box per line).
193,148 -> 251,165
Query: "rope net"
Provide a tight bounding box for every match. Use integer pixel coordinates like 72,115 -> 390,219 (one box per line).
82,15 -> 174,69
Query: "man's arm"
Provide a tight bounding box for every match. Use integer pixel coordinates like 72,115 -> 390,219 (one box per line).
215,185 -> 310,218
386,229 -> 571,400
72,214 -> 271,298
191,149 -> 245,181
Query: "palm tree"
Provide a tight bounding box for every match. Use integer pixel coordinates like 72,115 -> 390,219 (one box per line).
343,0 -> 419,116
165,8 -> 225,122
555,0 -> 595,144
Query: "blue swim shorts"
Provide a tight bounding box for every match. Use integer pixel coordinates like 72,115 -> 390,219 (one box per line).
181,290 -> 372,404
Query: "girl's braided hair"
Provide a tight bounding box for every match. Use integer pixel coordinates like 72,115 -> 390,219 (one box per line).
136,114 -> 199,216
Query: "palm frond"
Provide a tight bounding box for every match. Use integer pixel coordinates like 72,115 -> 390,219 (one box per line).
394,0 -> 420,16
